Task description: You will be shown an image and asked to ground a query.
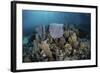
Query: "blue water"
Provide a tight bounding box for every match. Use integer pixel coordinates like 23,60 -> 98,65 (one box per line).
22,10 -> 91,37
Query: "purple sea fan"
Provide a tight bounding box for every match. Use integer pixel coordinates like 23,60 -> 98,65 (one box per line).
49,23 -> 64,39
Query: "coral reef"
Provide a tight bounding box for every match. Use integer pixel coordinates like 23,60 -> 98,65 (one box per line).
23,23 -> 91,62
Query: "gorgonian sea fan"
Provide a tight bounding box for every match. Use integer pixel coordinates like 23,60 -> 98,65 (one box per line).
36,25 -> 44,34
49,23 -> 64,39
35,25 -> 46,40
